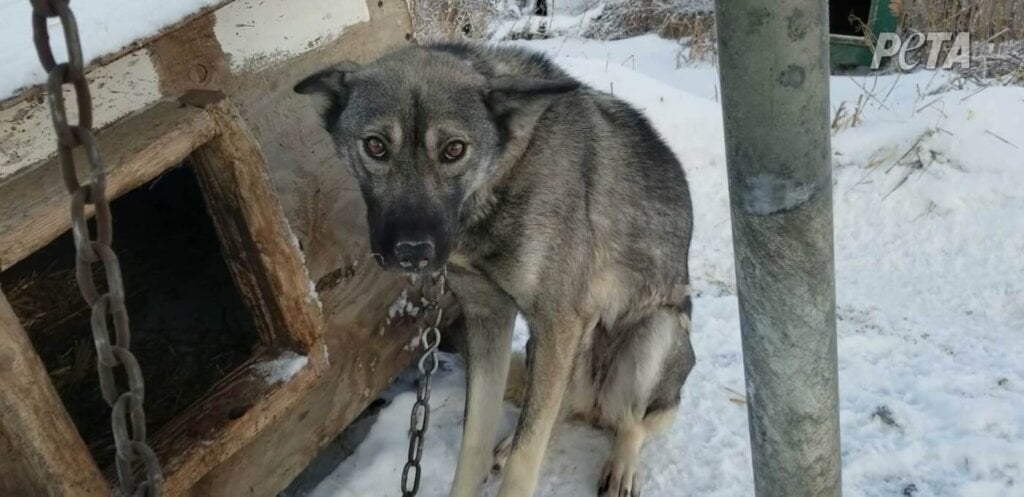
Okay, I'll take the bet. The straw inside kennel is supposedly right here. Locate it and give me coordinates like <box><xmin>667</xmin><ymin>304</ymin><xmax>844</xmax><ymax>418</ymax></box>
<box><xmin>0</xmin><ymin>163</ymin><xmax>259</xmax><ymax>470</ymax></box>
<box><xmin>0</xmin><ymin>97</ymin><xmax>326</xmax><ymax>496</ymax></box>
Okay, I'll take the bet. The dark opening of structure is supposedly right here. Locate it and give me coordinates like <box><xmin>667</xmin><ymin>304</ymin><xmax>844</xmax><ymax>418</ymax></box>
<box><xmin>0</xmin><ymin>163</ymin><xmax>259</xmax><ymax>469</ymax></box>
<box><xmin>533</xmin><ymin>0</ymin><xmax>547</xmax><ymax>16</ymax></box>
<box><xmin>830</xmin><ymin>0</ymin><xmax>872</xmax><ymax>37</ymax></box>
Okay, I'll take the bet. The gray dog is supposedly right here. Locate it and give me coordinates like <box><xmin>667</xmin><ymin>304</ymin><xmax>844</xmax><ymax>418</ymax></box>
<box><xmin>296</xmin><ymin>42</ymin><xmax>695</xmax><ymax>497</ymax></box>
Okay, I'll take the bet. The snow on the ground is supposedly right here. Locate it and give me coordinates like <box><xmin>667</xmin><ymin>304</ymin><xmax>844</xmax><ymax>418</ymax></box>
<box><xmin>489</xmin><ymin>5</ymin><xmax>606</xmax><ymax>41</ymax></box>
<box><xmin>0</xmin><ymin>0</ymin><xmax>221</xmax><ymax>100</ymax></box>
<box><xmin>310</xmin><ymin>35</ymin><xmax>1024</xmax><ymax>497</ymax></box>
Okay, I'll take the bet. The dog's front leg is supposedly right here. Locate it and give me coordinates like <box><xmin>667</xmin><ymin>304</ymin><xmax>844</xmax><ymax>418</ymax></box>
<box><xmin>448</xmin><ymin>270</ymin><xmax>518</xmax><ymax>497</ymax></box>
<box><xmin>497</xmin><ymin>312</ymin><xmax>584</xmax><ymax>497</ymax></box>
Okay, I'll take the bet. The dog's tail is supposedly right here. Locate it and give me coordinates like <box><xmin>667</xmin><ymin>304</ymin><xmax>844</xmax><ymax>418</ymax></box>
<box><xmin>504</xmin><ymin>351</ymin><xmax>528</xmax><ymax>406</ymax></box>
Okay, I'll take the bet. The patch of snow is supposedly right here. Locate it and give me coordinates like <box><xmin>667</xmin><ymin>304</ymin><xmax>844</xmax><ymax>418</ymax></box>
<box><xmin>284</xmin><ymin>230</ymin><xmax>323</xmax><ymax>310</ymax></box>
<box><xmin>253</xmin><ymin>351</ymin><xmax>308</xmax><ymax>386</ymax></box>
<box><xmin>389</xmin><ymin>288</ymin><xmax>422</xmax><ymax>320</ymax></box>
<box><xmin>306</xmin><ymin>278</ymin><xmax>322</xmax><ymax>310</ymax></box>
<box><xmin>0</xmin><ymin>0</ymin><xmax>223</xmax><ymax>100</ymax></box>
<box><xmin>212</xmin><ymin>0</ymin><xmax>368</xmax><ymax>71</ymax></box>
<box><xmin>739</xmin><ymin>173</ymin><xmax>819</xmax><ymax>215</ymax></box>
<box><xmin>490</xmin><ymin>5</ymin><xmax>604</xmax><ymax>41</ymax></box>
<box><xmin>405</xmin><ymin>334</ymin><xmax>421</xmax><ymax>352</ymax></box>
<box><xmin>309</xmin><ymin>35</ymin><xmax>1024</xmax><ymax>497</ymax></box>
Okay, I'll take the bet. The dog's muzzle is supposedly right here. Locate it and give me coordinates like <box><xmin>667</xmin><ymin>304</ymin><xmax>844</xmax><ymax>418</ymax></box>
<box><xmin>394</xmin><ymin>239</ymin><xmax>435</xmax><ymax>271</ymax></box>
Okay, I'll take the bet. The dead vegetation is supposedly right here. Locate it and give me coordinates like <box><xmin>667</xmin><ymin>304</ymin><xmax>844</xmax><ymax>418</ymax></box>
<box><xmin>473</xmin><ymin>0</ymin><xmax>1024</xmax><ymax>85</ymax></box>
<box><xmin>895</xmin><ymin>0</ymin><xmax>1024</xmax><ymax>40</ymax></box>
<box><xmin>831</xmin><ymin>93</ymin><xmax>869</xmax><ymax>133</ymax></box>
<box><xmin>584</xmin><ymin>0</ymin><xmax>714</xmax><ymax>40</ymax></box>
<box><xmin>892</xmin><ymin>0</ymin><xmax>1024</xmax><ymax>84</ymax></box>
<box><xmin>406</xmin><ymin>0</ymin><xmax>500</xmax><ymax>40</ymax></box>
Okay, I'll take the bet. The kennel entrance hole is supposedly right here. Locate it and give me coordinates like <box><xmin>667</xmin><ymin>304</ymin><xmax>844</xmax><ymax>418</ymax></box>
<box><xmin>0</xmin><ymin>162</ymin><xmax>259</xmax><ymax>470</ymax></box>
<box><xmin>830</xmin><ymin>0</ymin><xmax>871</xmax><ymax>36</ymax></box>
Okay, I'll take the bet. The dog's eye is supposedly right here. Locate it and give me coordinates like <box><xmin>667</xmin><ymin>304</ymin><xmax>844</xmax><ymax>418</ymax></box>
<box><xmin>364</xmin><ymin>137</ymin><xmax>387</xmax><ymax>158</ymax></box>
<box><xmin>442</xmin><ymin>141</ymin><xmax>466</xmax><ymax>162</ymax></box>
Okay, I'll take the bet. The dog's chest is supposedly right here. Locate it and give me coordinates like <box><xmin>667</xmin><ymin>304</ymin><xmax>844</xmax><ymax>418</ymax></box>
<box><xmin>450</xmin><ymin>231</ymin><xmax>546</xmax><ymax>308</ymax></box>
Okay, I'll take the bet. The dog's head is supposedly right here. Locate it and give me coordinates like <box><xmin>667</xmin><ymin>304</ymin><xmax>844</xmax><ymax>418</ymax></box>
<box><xmin>295</xmin><ymin>45</ymin><xmax>578</xmax><ymax>273</ymax></box>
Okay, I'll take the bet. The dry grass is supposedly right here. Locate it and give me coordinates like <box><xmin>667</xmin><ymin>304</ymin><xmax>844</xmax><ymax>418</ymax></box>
<box><xmin>894</xmin><ymin>0</ymin><xmax>1024</xmax><ymax>84</ymax></box>
<box><xmin>585</xmin><ymin>0</ymin><xmax>714</xmax><ymax>41</ymax></box>
<box><xmin>832</xmin><ymin>94</ymin><xmax>869</xmax><ymax>132</ymax></box>
<box><xmin>670</xmin><ymin>12</ymin><xmax>717</xmax><ymax>65</ymax></box>
<box><xmin>895</xmin><ymin>0</ymin><xmax>1024</xmax><ymax>40</ymax></box>
<box><xmin>576</xmin><ymin>0</ymin><xmax>717</xmax><ymax>64</ymax></box>
<box><xmin>580</xmin><ymin>0</ymin><xmax>1023</xmax><ymax>83</ymax></box>
<box><xmin>4</xmin><ymin>261</ymin><xmax>101</xmax><ymax>393</ymax></box>
<box><xmin>410</xmin><ymin>0</ymin><xmax>1024</xmax><ymax>85</ymax></box>
<box><xmin>407</xmin><ymin>0</ymin><xmax>500</xmax><ymax>40</ymax></box>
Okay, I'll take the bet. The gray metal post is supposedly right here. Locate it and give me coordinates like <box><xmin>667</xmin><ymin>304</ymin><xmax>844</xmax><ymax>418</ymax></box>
<box><xmin>713</xmin><ymin>2</ymin><xmax>842</xmax><ymax>497</ymax></box>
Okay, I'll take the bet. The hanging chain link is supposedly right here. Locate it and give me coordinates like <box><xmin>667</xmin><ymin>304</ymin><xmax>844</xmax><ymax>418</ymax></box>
<box><xmin>400</xmin><ymin>268</ymin><xmax>447</xmax><ymax>496</ymax></box>
<box><xmin>30</xmin><ymin>1</ymin><xmax>163</xmax><ymax>495</ymax></box>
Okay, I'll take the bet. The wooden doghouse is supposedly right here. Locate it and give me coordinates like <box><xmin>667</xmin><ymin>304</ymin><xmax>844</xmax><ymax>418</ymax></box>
<box><xmin>0</xmin><ymin>94</ymin><xmax>327</xmax><ymax>495</ymax></box>
<box><xmin>0</xmin><ymin>1</ymin><xmax>446</xmax><ymax>495</ymax></box>
<box><xmin>829</xmin><ymin>0</ymin><xmax>899</xmax><ymax>67</ymax></box>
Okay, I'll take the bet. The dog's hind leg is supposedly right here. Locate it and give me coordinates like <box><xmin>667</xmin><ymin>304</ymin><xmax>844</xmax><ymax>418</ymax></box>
<box><xmin>596</xmin><ymin>307</ymin><xmax>695</xmax><ymax>497</ymax></box>
<box><xmin>598</xmin><ymin>421</ymin><xmax>649</xmax><ymax>497</ymax></box>
<box><xmin>448</xmin><ymin>270</ymin><xmax>518</xmax><ymax>497</ymax></box>
<box><xmin>597</xmin><ymin>408</ymin><xmax>679</xmax><ymax>497</ymax></box>
<box><xmin>498</xmin><ymin>312</ymin><xmax>585</xmax><ymax>497</ymax></box>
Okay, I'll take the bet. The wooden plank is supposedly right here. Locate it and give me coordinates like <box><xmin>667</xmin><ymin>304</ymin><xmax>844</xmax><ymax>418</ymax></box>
<box><xmin>0</xmin><ymin>428</ymin><xmax>48</xmax><ymax>497</ymax></box>
<box><xmin>0</xmin><ymin>1</ymin><xmax>232</xmax><ymax>112</ymax></box>
<box><xmin>0</xmin><ymin>100</ymin><xmax>218</xmax><ymax>271</ymax></box>
<box><xmin>189</xmin><ymin>94</ymin><xmax>326</xmax><ymax>355</ymax></box>
<box><xmin>179</xmin><ymin>1</ymin><xmax>428</xmax><ymax>492</ymax></box>
<box><xmin>119</xmin><ymin>94</ymin><xmax>329</xmax><ymax>495</ymax></box>
<box><xmin>148</xmin><ymin>347</ymin><xmax>323</xmax><ymax>496</ymax></box>
<box><xmin>0</xmin><ymin>289</ymin><xmax>108</xmax><ymax>497</ymax></box>
<box><xmin>185</xmin><ymin>267</ymin><xmax>460</xmax><ymax>497</ymax></box>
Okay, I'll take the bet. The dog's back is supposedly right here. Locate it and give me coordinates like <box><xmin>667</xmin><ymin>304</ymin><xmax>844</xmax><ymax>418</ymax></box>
<box><xmin>430</xmin><ymin>42</ymin><xmax>693</xmax><ymax>323</ymax></box>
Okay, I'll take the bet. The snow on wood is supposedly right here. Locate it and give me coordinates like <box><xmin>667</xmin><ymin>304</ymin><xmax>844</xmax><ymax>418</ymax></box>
<box><xmin>0</xmin><ymin>51</ymin><xmax>162</xmax><ymax>180</ymax></box>
<box><xmin>253</xmin><ymin>351</ymin><xmax>310</xmax><ymax>386</ymax></box>
<box><xmin>0</xmin><ymin>0</ymin><xmax>368</xmax><ymax>182</ymax></box>
<box><xmin>0</xmin><ymin>0</ymin><xmax>222</xmax><ymax>101</ymax></box>
<box><xmin>213</xmin><ymin>0</ymin><xmax>368</xmax><ymax>71</ymax></box>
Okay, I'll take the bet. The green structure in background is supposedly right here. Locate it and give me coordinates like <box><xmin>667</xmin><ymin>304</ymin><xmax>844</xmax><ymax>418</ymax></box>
<box><xmin>830</xmin><ymin>0</ymin><xmax>900</xmax><ymax>68</ymax></box>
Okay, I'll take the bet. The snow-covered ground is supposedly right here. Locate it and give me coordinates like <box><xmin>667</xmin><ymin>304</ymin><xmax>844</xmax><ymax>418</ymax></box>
<box><xmin>309</xmin><ymin>35</ymin><xmax>1024</xmax><ymax>497</ymax></box>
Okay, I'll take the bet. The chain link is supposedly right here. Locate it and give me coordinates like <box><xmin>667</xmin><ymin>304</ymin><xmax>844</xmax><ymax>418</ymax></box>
<box><xmin>401</xmin><ymin>268</ymin><xmax>447</xmax><ymax>497</ymax></box>
<box><xmin>30</xmin><ymin>1</ymin><xmax>163</xmax><ymax>495</ymax></box>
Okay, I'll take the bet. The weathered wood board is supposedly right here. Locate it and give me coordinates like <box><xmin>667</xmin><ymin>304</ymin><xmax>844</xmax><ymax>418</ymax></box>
<box><xmin>0</xmin><ymin>288</ymin><xmax>108</xmax><ymax>497</ymax></box>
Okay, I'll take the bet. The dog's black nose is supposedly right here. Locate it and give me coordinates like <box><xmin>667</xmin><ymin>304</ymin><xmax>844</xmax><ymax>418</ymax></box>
<box><xmin>395</xmin><ymin>240</ymin><xmax>435</xmax><ymax>271</ymax></box>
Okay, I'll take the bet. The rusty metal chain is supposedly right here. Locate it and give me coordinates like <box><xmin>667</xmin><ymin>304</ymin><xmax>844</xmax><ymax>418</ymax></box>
<box><xmin>401</xmin><ymin>268</ymin><xmax>447</xmax><ymax>497</ymax></box>
<box><xmin>30</xmin><ymin>1</ymin><xmax>163</xmax><ymax>495</ymax></box>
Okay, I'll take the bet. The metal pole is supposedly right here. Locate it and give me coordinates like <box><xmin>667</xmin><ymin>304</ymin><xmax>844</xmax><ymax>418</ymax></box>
<box><xmin>713</xmin><ymin>2</ymin><xmax>842</xmax><ymax>497</ymax></box>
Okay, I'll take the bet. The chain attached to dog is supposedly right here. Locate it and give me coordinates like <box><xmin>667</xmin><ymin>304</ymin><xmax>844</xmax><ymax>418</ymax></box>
<box><xmin>400</xmin><ymin>268</ymin><xmax>448</xmax><ymax>496</ymax></box>
<box><xmin>30</xmin><ymin>1</ymin><xmax>162</xmax><ymax>495</ymax></box>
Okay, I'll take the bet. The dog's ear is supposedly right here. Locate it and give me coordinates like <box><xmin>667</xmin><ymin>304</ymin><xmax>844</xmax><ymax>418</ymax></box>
<box><xmin>294</xmin><ymin>64</ymin><xmax>359</xmax><ymax>126</ymax></box>
<box><xmin>294</xmin><ymin>63</ymin><xmax>361</xmax><ymax>95</ymax></box>
<box><xmin>487</xmin><ymin>76</ymin><xmax>580</xmax><ymax>97</ymax></box>
<box><xmin>486</xmin><ymin>77</ymin><xmax>580</xmax><ymax>113</ymax></box>
<box><xmin>485</xmin><ymin>76</ymin><xmax>579</xmax><ymax>142</ymax></box>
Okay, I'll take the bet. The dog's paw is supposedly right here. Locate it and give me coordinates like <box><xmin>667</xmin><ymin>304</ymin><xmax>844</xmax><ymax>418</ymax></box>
<box><xmin>597</xmin><ymin>457</ymin><xmax>643</xmax><ymax>497</ymax></box>
<box><xmin>491</xmin><ymin>433</ymin><xmax>514</xmax><ymax>474</ymax></box>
